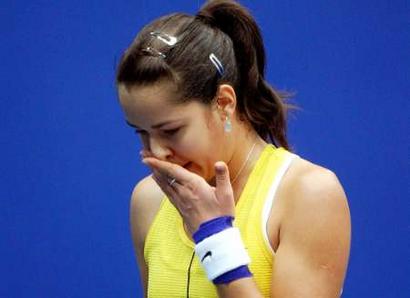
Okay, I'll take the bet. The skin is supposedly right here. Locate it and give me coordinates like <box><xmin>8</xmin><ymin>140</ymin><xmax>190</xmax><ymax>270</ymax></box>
<box><xmin>118</xmin><ymin>80</ymin><xmax>351</xmax><ymax>298</ymax></box>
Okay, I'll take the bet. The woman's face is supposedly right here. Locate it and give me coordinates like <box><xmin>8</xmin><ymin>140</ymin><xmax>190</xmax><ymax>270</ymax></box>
<box><xmin>118</xmin><ymin>80</ymin><xmax>228</xmax><ymax>181</ymax></box>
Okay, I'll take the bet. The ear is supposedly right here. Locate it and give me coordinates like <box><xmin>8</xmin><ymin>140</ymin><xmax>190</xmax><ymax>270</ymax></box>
<box><xmin>216</xmin><ymin>84</ymin><xmax>237</xmax><ymax>120</ymax></box>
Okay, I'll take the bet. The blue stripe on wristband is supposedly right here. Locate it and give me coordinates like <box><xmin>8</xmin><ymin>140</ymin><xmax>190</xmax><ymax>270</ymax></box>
<box><xmin>213</xmin><ymin>265</ymin><xmax>253</xmax><ymax>284</ymax></box>
<box><xmin>193</xmin><ymin>216</ymin><xmax>234</xmax><ymax>244</ymax></box>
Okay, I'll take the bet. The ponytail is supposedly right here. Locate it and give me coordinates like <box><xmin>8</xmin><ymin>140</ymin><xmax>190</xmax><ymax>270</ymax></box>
<box><xmin>197</xmin><ymin>0</ymin><xmax>292</xmax><ymax>149</ymax></box>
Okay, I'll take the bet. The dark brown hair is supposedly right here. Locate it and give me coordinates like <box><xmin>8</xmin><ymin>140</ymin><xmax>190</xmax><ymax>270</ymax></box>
<box><xmin>116</xmin><ymin>0</ymin><xmax>291</xmax><ymax>149</ymax></box>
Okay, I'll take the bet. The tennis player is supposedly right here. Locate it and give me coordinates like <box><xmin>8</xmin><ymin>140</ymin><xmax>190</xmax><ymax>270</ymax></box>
<box><xmin>116</xmin><ymin>1</ymin><xmax>351</xmax><ymax>297</ymax></box>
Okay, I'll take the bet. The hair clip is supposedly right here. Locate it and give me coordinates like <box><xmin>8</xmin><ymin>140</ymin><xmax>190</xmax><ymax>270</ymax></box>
<box><xmin>150</xmin><ymin>31</ymin><xmax>178</xmax><ymax>46</ymax></box>
<box><xmin>141</xmin><ymin>47</ymin><xmax>166</xmax><ymax>59</ymax></box>
<box><xmin>209</xmin><ymin>53</ymin><xmax>224</xmax><ymax>77</ymax></box>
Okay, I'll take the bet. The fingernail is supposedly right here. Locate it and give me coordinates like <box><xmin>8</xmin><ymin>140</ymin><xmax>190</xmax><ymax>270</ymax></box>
<box><xmin>215</xmin><ymin>162</ymin><xmax>225</xmax><ymax>172</ymax></box>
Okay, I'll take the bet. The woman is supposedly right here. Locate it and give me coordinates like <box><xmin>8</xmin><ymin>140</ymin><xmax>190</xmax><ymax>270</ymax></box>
<box><xmin>116</xmin><ymin>1</ymin><xmax>351</xmax><ymax>297</ymax></box>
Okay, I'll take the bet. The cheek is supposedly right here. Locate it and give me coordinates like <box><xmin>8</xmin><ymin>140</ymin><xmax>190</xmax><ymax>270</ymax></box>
<box><xmin>177</xmin><ymin>125</ymin><xmax>222</xmax><ymax>178</ymax></box>
<box><xmin>175</xmin><ymin>131</ymin><xmax>209</xmax><ymax>159</ymax></box>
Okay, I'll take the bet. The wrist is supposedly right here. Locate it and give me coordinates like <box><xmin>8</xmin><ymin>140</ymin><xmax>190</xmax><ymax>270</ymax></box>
<box><xmin>193</xmin><ymin>216</ymin><xmax>252</xmax><ymax>284</ymax></box>
<box><xmin>193</xmin><ymin>216</ymin><xmax>234</xmax><ymax>243</ymax></box>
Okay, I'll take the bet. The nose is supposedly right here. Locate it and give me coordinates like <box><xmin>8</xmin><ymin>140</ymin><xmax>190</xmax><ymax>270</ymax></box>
<box><xmin>149</xmin><ymin>136</ymin><xmax>172</xmax><ymax>160</ymax></box>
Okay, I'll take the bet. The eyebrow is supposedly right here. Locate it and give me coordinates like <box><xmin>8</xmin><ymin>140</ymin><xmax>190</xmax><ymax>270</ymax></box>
<box><xmin>125</xmin><ymin>120</ymin><xmax>176</xmax><ymax>130</ymax></box>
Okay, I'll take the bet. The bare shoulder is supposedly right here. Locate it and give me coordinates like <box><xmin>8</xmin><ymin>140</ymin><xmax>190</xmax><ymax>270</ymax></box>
<box><xmin>280</xmin><ymin>157</ymin><xmax>350</xmax><ymax>216</ymax></box>
<box><xmin>130</xmin><ymin>175</ymin><xmax>165</xmax><ymax>249</ymax></box>
<box><xmin>270</xmin><ymin>157</ymin><xmax>351</xmax><ymax>296</ymax></box>
<box><xmin>282</xmin><ymin>157</ymin><xmax>351</xmax><ymax>267</ymax></box>
<box><xmin>273</xmin><ymin>156</ymin><xmax>351</xmax><ymax>244</ymax></box>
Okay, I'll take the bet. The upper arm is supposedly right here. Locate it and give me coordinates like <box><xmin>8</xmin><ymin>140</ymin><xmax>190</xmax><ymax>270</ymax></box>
<box><xmin>129</xmin><ymin>175</ymin><xmax>164</xmax><ymax>297</ymax></box>
<box><xmin>271</xmin><ymin>166</ymin><xmax>351</xmax><ymax>298</ymax></box>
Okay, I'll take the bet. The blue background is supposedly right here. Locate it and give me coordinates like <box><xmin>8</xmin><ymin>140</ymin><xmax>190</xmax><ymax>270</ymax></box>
<box><xmin>1</xmin><ymin>0</ymin><xmax>409</xmax><ymax>297</ymax></box>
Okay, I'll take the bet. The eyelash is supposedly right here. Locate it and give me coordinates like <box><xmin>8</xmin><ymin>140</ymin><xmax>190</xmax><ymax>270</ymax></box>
<box><xmin>162</xmin><ymin>128</ymin><xmax>180</xmax><ymax>136</ymax></box>
<box><xmin>134</xmin><ymin>128</ymin><xmax>180</xmax><ymax>137</ymax></box>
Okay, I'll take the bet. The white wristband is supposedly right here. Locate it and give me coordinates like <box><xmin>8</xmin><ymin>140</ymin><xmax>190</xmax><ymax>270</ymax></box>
<box><xmin>194</xmin><ymin>227</ymin><xmax>250</xmax><ymax>281</ymax></box>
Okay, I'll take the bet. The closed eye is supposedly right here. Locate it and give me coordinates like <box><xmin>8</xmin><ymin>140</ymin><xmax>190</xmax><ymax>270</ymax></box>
<box><xmin>162</xmin><ymin>128</ymin><xmax>180</xmax><ymax>136</ymax></box>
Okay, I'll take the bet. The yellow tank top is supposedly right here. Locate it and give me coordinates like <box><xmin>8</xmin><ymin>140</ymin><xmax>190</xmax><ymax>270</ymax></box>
<box><xmin>144</xmin><ymin>145</ymin><xmax>296</xmax><ymax>297</ymax></box>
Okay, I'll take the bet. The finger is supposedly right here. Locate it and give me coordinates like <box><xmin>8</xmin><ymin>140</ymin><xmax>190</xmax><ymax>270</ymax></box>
<box><xmin>142</xmin><ymin>157</ymin><xmax>193</xmax><ymax>184</ymax></box>
<box><xmin>152</xmin><ymin>169</ymin><xmax>172</xmax><ymax>189</ymax></box>
<box><xmin>151</xmin><ymin>169</ymin><xmax>194</xmax><ymax>215</ymax></box>
<box><xmin>151</xmin><ymin>169</ymin><xmax>164</xmax><ymax>183</ymax></box>
<box><xmin>151</xmin><ymin>167</ymin><xmax>182</xmax><ymax>197</ymax></box>
<box><xmin>152</xmin><ymin>171</ymin><xmax>180</xmax><ymax>201</ymax></box>
<box><xmin>214</xmin><ymin>161</ymin><xmax>234</xmax><ymax>203</ymax></box>
<box><xmin>215</xmin><ymin>161</ymin><xmax>231</xmax><ymax>188</ymax></box>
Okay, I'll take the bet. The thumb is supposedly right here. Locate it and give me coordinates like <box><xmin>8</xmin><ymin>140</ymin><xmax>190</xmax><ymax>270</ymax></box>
<box><xmin>215</xmin><ymin>161</ymin><xmax>230</xmax><ymax>187</ymax></box>
<box><xmin>214</xmin><ymin>162</ymin><xmax>234</xmax><ymax>209</ymax></box>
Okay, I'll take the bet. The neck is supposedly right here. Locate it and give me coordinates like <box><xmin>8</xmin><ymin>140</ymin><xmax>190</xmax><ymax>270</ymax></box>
<box><xmin>230</xmin><ymin>142</ymin><xmax>256</xmax><ymax>185</ymax></box>
<box><xmin>227</xmin><ymin>132</ymin><xmax>266</xmax><ymax>201</ymax></box>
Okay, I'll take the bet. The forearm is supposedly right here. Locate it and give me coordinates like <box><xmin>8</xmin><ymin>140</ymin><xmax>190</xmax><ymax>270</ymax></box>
<box><xmin>216</xmin><ymin>277</ymin><xmax>264</xmax><ymax>298</ymax></box>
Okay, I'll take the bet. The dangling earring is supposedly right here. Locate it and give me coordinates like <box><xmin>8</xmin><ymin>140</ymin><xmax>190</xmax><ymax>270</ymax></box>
<box><xmin>224</xmin><ymin>115</ymin><xmax>232</xmax><ymax>133</ymax></box>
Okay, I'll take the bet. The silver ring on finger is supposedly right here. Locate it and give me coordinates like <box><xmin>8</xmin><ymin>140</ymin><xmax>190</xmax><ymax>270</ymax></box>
<box><xmin>168</xmin><ymin>177</ymin><xmax>177</xmax><ymax>187</ymax></box>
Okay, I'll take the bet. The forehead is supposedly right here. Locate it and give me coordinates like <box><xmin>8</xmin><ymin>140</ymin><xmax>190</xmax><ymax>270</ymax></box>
<box><xmin>118</xmin><ymin>80</ymin><xmax>179</xmax><ymax>108</ymax></box>
<box><xmin>118</xmin><ymin>81</ymin><xmax>208</xmax><ymax>127</ymax></box>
